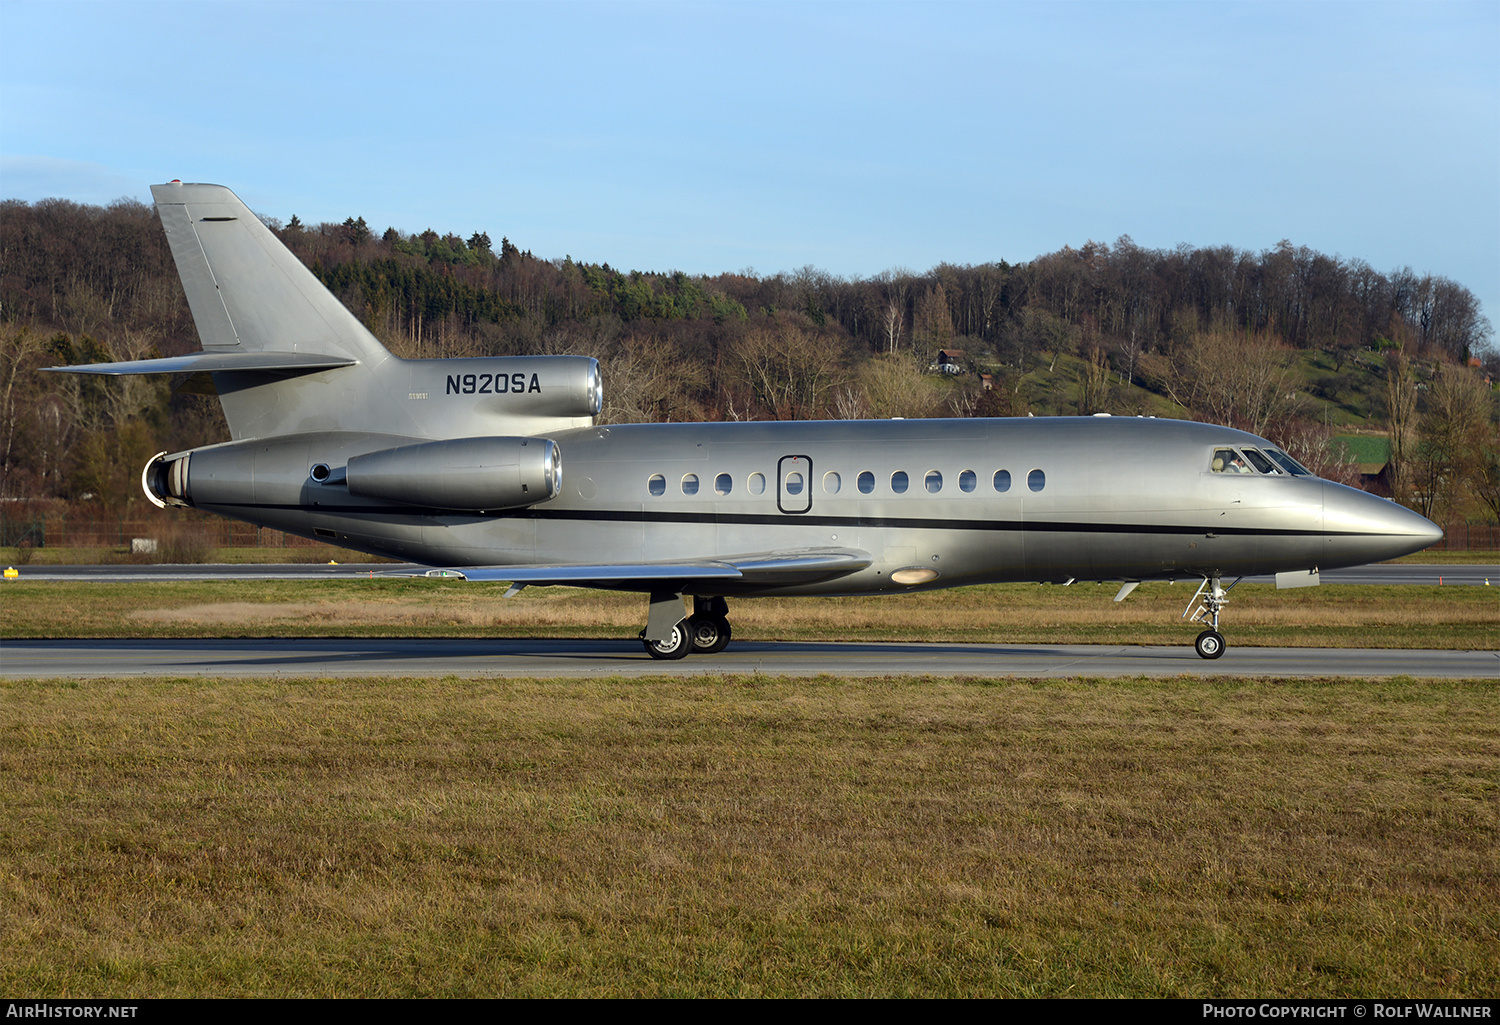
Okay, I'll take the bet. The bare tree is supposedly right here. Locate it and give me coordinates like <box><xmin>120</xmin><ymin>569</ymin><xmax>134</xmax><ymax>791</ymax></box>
<box><xmin>1383</xmin><ymin>348</ymin><xmax>1419</xmax><ymax>507</ymax></box>
<box><xmin>1411</xmin><ymin>363</ymin><xmax>1492</xmax><ymax>520</ymax></box>
<box><xmin>872</xmin><ymin>269</ymin><xmax>912</xmax><ymax>354</ymax></box>
<box><xmin>914</xmin><ymin>283</ymin><xmax>954</xmax><ymax>352</ymax></box>
<box><xmin>855</xmin><ymin>353</ymin><xmax>944</xmax><ymax>419</ymax></box>
<box><xmin>1148</xmin><ymin>329</ymin><xmax>1299</xmax><ymax>436</ymax></box>
<box><xmin>1474</xmin><ymin>423</ymin><xmax>1500</xmax><ymax>522</ymax></box>
<box><xmin>1078</xmin><ymin>345</ymin><xmax>1110</xmax><ymax>415</ymax></box>
<box><xmin>0</xmin><ymin>325</ymin><xmax>47</xmax><ymax>496</ymax></box>
<box><xmin>729</xmin><ymin>319</ymin><xmax>849</xmax><ymax>420</ymax></box>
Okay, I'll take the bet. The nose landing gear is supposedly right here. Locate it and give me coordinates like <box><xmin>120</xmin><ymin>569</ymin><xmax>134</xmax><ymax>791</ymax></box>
<box><xmin>1185</xmin><ymin>575</ymin><xmax>1238</xmax><ymax>659</ymax></box>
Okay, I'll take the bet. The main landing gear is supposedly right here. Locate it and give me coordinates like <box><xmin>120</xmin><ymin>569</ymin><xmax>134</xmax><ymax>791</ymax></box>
<box><xmin>1184</xmin><ymin>574</ymin><xmax>1239</xmax><ymax>659</ymax></box>
<box><xmin>687</xmin><ymin>596</ymin><xmax>732</xmax><ymax>654</ymax></box>
<box><xmin>641</xmin><ymin>593</ymin><xmax>732</xmax><ymax>660</ymax></box>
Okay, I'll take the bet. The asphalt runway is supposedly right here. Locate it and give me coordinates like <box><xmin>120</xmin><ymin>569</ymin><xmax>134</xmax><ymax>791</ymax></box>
<box><xmin>6</xmin><ymin>562</ymin><xmax>1494</xmax><ymax>679</ymax></box>
<box><xmin>4</xmin><ymin>637</ymin><xmax>1495</xmax><ymax>679</ymax></box>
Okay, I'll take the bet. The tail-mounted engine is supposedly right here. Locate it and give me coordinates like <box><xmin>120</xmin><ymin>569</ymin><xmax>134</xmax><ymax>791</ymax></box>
<box><xmin>143</xmin><ymin>435</ymin><xmax>562</xmax><ymax>513</ymax></box>
<box><xmin>425</xmin><ymin>355</ymin><xmax>602</xmax><ymax>436</ymax></box>
<box><xmin>346</xmin><ymin>436</ymin><xmax>560</xmax><ymax>510</ymax></box>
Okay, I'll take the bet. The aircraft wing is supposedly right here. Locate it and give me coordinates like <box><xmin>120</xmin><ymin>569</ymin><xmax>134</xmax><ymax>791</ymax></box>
<box><xmin>436</xmin><ymin>547</ymin><xmax>873</xmax><ymax>589</ymax></box>
<box><xmin>42</xmin><ymin>351</ymin><xmax>358</xmax><ymax>376</ymax></box>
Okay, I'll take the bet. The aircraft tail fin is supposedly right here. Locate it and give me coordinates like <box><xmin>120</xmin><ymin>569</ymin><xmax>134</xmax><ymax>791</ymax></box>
<box><xmin>150</xmin><ymin>182</ymin><xmax>391</xmax><ymax>366</ymax></box>
<box><xmin>50</xmin><ymin>183</ymin><xmax>592</xmax><ymax>444</ymax></box>
<box><xmin>115</xmin><ymin>182</ymin><xmax>416</xmax><ymax>440</ymax></box>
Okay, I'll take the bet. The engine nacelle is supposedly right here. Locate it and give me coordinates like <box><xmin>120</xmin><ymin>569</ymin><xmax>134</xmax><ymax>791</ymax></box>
<box><xmin>433</xmin><ymin>355</ymin><xmax>602</xmax><ymax>419</ymax></box>
<box><xmin>143</xmin><ymin>434</ymin><xmax>562</xmax><ymax>513</ymax></box>
<box><xmin>347</xmin><ymin>436</ymin><xmax>561</xmax><ymax>511</ymax></box>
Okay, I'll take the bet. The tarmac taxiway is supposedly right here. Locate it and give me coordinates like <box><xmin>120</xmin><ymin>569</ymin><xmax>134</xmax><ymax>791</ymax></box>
<box><xmin>4</xmin><ymin>637</ymin><xmax>1495</xmax><ymax>679</ymax></box>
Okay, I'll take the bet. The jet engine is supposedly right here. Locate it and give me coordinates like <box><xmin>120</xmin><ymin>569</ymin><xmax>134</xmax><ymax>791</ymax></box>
<box><xmin>143</xmin><ymin>434</ymin><xmax>562</xmax><ymax>513</ymax></box>
<box><xmin>345</xmin><ymin>436</ymin><xmax>560</xmax><ymax>510</ymax></box>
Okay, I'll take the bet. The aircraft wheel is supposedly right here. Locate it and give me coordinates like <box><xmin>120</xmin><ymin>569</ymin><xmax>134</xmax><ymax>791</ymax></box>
<box><xmin>643</xmin><ymin>620</ymin><xmax>692</xmax><ymax>660</ymax></box>
<box><xmin>688</xmin><ymin>613</ymin><xmax>732</xmax><ymax>654</ymax></box>
<box><xmin>1194</xmin><ymin>629</ymin><xmax>1226</xmax><ymax>660</ymax></box>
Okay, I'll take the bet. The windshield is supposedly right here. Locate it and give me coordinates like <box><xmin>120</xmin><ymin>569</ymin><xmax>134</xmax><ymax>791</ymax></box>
<box><xmin>1262</xmin><ymin>447</ymin><xmax>1312</xmax><ymax>476</ymax></box>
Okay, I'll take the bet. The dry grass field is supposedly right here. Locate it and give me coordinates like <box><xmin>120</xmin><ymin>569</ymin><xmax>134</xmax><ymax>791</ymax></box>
<box><xmin>1</xmin><ymin>674</ymin><xmax>1496</xmax><ymax>997</ymax></box>
<box><xmin>2</xmin><ymin>575</ymin><xmax>1494</xmax><ymax>996</ymax></box>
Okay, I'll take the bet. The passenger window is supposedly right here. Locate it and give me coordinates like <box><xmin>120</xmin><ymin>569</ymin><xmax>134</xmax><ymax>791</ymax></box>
<box><xmin>1028</xmin><ymin>469</ymin><xmax>1045</xmax><ymax>492</ymax></box>
<box><xmin>714</xmin><ymin>473</ymin><xmax>732</xmax><ymax>496</ymax></box>
<box><xmin>785</xmin><ymin>472</ymin><xmax>804</xmax><ymax>496</ymax></box>
<box><xmin>748</xmin><ymin>472</ymin><xmax>766</xmax><ymax>495</ymax></box>
<box><xmin>1242</xmin><ymin>449</ymin><xmax>1277</xmax><ymax>474</ymax></box>
<box><xmin>682</xmin><ymin>473</ymin><xmax>700</xmax><ymax>495</ymax></box>
<box><xmin>925</xmin><ymin>470</ymin><xmax>942</xmax><ymax>493</ymax></box>
<box><xmin>823</xmin><ymin>471</ymin><xmax>841</xmax><ymax>495</ymax></box>
<box><xmin>857</xmin><ymin>471</ymin><xmax>875</xmax><ymax>494</ymax></box>
<box><xmin>648</xmin><ymin>474</ymin><xmax>666</xmax><ymax>496</ymax></box>
<box><xmin>994</xmin><ymin>469</ymin><xmax>1011</xmax><ymax>493</ymax></box>
<box><xmin>891</xmin><ymin>471</ymin><xmax>909</xmax><ymax>494</ymax></box>
<box><xmin>959</xmin><ymin>469</ymin><xmax>977</xmax><ymax>493</ymax></box>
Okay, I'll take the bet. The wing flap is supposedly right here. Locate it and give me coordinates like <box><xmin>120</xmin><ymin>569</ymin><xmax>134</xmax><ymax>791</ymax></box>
<box><xmin>720</xmin><ymin>548</ymin><xmax>873</xmax><ymax>584</ymax></box>
<box><xmin>430</xmin><ymin>547</ymin><xmax>872</xmax><ymax>589</ymax></box>
<box><xmin>452</xmin><ymin>563</ymin><xmax>742</xmax><ymax>585</ymax></box>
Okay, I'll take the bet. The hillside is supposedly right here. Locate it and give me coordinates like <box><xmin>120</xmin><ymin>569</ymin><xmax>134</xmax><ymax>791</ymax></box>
<box><xmin>1</xmin><ymin>196</ymin><xmax>1496</xmax><ymax>527</ymax></box>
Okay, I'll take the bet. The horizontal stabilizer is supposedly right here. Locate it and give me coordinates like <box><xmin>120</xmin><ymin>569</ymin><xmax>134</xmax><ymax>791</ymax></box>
<box><xmin>429</xmin><ymin>547</ymin><xmax>872</xmax><ymax>590</ymax></box>
<box><xmin>43</xmin><ymin>351</ymin><xmax>358</xmax><ymax>376</ymax></box>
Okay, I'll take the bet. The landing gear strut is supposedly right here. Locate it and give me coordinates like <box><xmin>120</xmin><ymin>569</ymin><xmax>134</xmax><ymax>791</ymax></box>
<box><xmin>641</xmin><ymin>591</ymin><xmax>690</xmax><ymax>660</ymax></box>
<box><xmin>641</xmin><ymin>593</ymin><xmax>732</xmax><ymax>659</ymax></box>
<box><xmin>1184</xmin><ymin>574</ymin><xmax>1239</xmax><ymax>659</ymax></box>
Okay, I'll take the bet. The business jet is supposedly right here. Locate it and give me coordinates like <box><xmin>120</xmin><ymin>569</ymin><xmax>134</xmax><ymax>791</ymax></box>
<box><xmin>47</xmin><ymin>183</ymin><xmax>1443</xmax><ymax>659</ymax></box>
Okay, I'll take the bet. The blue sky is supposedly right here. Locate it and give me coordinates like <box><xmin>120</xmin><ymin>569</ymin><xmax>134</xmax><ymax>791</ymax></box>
<box><xmin>3</xmin><ymin>0</ymin><xmax>1497</xmax><ymax>332</ymax></box>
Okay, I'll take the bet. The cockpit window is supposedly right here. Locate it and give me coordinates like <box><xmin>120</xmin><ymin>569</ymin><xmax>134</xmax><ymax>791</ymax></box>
<box><xmin>1210</xmin><ymin>448</ymin><xmax>1254</xmax><ymax>474</ymax></box>
<box><xmin>1263</xmin><ymin>447</ymin><xmax>1312</xmax><ymax>476</ymax></box>
<box><xmin>1241</xmin><ymin>448</ymin><xmax>1278</xmax><ymax>474</ymax></box>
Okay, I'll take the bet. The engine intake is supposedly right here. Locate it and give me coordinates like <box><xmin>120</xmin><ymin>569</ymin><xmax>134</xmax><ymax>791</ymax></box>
<box><xmin>142</xmin><ymin>451</ymin><xmax>193</xmax><ymax>508</ymax></box>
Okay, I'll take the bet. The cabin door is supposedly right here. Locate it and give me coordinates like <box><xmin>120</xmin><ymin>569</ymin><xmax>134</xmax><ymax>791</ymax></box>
<box><xmin>777</xmin><ymin>454</ymin><xmax>812</xmax><ymax>514</ymax></box>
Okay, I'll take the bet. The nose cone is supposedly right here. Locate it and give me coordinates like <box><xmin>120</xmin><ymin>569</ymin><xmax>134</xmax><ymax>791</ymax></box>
<box><xmin>1322</xmin><ymin>482</ymin><xmax>1444</xmax><ymax>568</ymax></box>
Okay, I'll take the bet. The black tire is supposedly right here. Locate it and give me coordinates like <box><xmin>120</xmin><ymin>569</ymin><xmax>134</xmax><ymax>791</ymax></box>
<box><xmin>688</xmin><ymin>614</ymin><xmax>732</xmax><ymax>654</ymax></box>
<box><xmin>1194</xmin><ymin>629</ymin><xmax>1226</xmax><ymax>660</ymax></box>
<box><xmin>643</xmin><ymin>620</ymin><xmax>692</xmax><ymax>660</ymax></box>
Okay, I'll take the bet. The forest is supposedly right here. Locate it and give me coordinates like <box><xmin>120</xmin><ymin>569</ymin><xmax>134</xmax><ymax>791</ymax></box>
<box><xmin>1</xmin><ymin>194</ymin><xmax>1496</xmax><ymax>537</ymax></box>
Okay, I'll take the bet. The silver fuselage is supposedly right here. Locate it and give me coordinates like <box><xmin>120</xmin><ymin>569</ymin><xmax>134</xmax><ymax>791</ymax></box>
<box><xmin>186</xmin><ymin>415</ymin><xmax>1438</xmax><ymax>596</ymax></box>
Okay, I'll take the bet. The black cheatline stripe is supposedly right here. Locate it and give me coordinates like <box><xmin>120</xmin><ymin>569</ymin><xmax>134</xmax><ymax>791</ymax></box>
<box><xmin>207</xmin><ymin>502</ymin><xmax>1389</xmax><ymax>539</ymax></box>
<box><xmin>529</xmin><ymin>507</ymin><xmax>1341</xmax><ymax>536</ymax></box>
